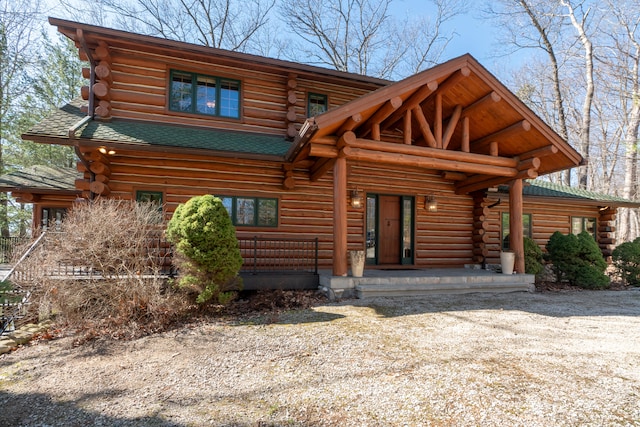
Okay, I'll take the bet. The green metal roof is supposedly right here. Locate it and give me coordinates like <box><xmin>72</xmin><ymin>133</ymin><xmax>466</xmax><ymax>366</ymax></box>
<box><xmin>23</xmin><ymin>99</ymin><xmax>294</xmax><ymax>158</ymax></box>
<box><xmin>500</xmin><ymin>180</ymin><xmax>640</xmax><ymax>207</ymax></box>
<box><xmin>0</xmin><ymin>165</ymin><xmax>78</xmax><ymax>192</ymax></box>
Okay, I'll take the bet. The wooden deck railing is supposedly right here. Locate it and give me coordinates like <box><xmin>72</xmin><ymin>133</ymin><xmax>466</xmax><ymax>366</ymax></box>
<box><xmin>2</xmin><ymin>234</ymin><xmax>319</xmax><ymax>332</ymax></box>
<box><xmin>238</xmin><ymin>236</ymin><xmax>318</xmax><ymax>275</ymax></box>
<box><xmin>0</xmin><ymin>237</ymin><xmax>29</xmax><ymax>264</ymax></box>
<box><xmin>8</xmin><ymin>234</ymin><xmax>318</xmax><ymax>281</ymax></box>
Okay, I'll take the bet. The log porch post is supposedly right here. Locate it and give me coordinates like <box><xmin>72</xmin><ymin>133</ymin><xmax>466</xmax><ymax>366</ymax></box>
<box><xmin>333</xmin><ymin>155</ymin><xmax>348</xmax><ymax>276</ymax></box>
<box><xmin>509</xmin><ymin>178</ymin><xmax>525</xmax><ymax>273</ymax></box>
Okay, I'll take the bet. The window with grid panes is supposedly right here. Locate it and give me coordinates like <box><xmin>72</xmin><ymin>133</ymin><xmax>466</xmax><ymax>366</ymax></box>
<box><xmin>169</xmin><ymin>70</ymin><xmax>240</xmax><ymax>118</ymax></box>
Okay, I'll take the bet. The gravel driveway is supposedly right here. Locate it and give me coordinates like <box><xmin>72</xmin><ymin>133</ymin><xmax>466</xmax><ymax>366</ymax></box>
<box><xmin>1</xmin><ymin>289</ymin><xmax>639</xmax><ymax>426</ymax></box>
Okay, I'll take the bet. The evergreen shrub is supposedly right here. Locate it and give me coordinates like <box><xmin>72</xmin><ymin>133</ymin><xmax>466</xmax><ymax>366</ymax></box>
<box><xmin>545</xmin><ymin>231</ymin><xmax>609</xmax><ymax>289</ymax></box>
<box><xmin>523</xmin><ymin>237</ymin><xmax>544</xmax><ymax>276</ymax></box>
<box><xmin>166</xmin><ymin>195</ymin><xmax>243</xmax><ymax>304</ymax></box>
<box><xmin>612</xmin><ymin>237</ymin><xmax>640</xmax><ymax>287</ymax></box>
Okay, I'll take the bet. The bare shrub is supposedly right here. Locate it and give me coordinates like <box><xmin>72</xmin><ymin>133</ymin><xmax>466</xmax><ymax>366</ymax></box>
<box><xmin>13</xmin><ymin>199</ymin><xmax>188</xmax><ymax>341</ymax></box>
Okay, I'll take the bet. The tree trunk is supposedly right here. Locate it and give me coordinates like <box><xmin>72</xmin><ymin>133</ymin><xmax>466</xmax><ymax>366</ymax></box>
<box><xmin>619</xmin><ymin>40</ymin><xmax>640</xmax><ymax>242</ymax></box>
<box><xmin>518</xmin><ymin>0</ymin><xmax>571</xmax><ymax>185</ymax></box>
<box><xmin>563</xmin><ymin>0</ymin><xmax>594</xmax><ymax>189</ymax></box>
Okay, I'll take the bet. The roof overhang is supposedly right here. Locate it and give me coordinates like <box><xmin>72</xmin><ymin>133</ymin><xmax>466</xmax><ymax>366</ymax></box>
<box><xmin>0</xmin><ymin>166</ymin><xmax>81</xmax><ymax>199</ymax></box>
<box><xmin>494</xmin><ymin>181</ymin><xmax>640</xmax><ymax>209</ymax></box>
<box><xmin>22</xmin><ymin>100</ymin><xmax>292</xmax><ymax>162</ymax></box>
<box><xmin>49</xmin><ymin>17</ymin><xmax>389</xmax><ymax>90</ymax></box>
<box><xmin>288</xmin><ymin>55</ymin><xmax>584</xmax><ymax>193</ymax></box>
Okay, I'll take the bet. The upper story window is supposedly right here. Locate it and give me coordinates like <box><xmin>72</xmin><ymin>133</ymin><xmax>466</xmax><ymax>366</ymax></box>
<box><xmin>169</xmin><ymin>70</ymin><xmax>240</xmax><ymax>118</ymax></box>
<box><xmin>308</xmin><ymin>93</ymin><xmax>327</xmax><ymax>117</ymax></box>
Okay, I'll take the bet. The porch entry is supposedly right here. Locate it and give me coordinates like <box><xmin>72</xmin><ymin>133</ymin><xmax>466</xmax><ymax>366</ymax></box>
<box><xmin>366</xmin><ymin>194</ymin><xmax>414</xmax><ymax>265</ymax></box>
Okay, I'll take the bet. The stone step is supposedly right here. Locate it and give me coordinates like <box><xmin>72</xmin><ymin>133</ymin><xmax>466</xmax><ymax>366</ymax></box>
<box><xmin>356</xmin><ymin>281</ymin><xmax>533</xmax><ymax>298</ymax></box>
<box><xmin>320</xmin><ymin>269</ymin><xmax>536</xmax><ymax>299</ymax></box>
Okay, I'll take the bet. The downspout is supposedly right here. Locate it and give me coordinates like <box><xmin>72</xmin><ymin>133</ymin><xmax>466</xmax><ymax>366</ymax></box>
<box><xmin>69</xmin><ymin>28</ymin><xmax>96</xmax><ymax>200</ymax></box>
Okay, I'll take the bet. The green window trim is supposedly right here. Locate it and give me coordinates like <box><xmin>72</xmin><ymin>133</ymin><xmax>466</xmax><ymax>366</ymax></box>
<box><xmin>169</xmin><ymin>69</ymin><xmax>240</xmax><ymax>118</ymax></box>
<box><xmin>136</xmin><ymin>190</ymin><xmax>163</xmax><ymax>204</ymax></box>
<box><xmin>308</xmin><ymin>93</ymin><xmax>328</xmax><ymax>117</ymax></box>
<box><xmin>572</xmin><ymin>216</ymin><xmax>596</xmax><ymax>237</ymax></box>
<box><xmin>218</xmin><ymin>195</ymin><xmax>278</xmax><ymax>227</ymax></box>
<box><xmin>502</xmin><ymin>212</ymin><xmax>532</xmax><ymax>250</ymax></box>
<box><xmin>401</xmin><ymin>196</ymin><xmax>414</xmax><ymax>265</ymax></box>
<box><xmin>136</xmin><ymin>191</ymin><xmax>164</xmax><ymax>215</ymax></box>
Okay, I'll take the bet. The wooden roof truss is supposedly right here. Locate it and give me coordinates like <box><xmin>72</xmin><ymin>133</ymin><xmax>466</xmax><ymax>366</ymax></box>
<box><xmin>287</xmin><ymin>56</ymin><xmax>583</xmax><ymax>194</ymax></box>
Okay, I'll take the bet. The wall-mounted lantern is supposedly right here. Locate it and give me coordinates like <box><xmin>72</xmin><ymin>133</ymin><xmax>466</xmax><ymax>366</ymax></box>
<box><xmin>351</xmin><ymin>188</ymin><xmax>363</xmax><ymax>208</ymax></box>
<box><xmin>425</xmin><ymin>195</ymin><xmax>438</xmax><ymax>212</ymax></box>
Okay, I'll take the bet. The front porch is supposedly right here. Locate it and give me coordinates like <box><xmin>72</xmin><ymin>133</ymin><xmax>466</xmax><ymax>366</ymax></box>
<box><xmin>320</xmin><ymin>267</ymin><xmax>535</xmax><ymax>299</ymax></box>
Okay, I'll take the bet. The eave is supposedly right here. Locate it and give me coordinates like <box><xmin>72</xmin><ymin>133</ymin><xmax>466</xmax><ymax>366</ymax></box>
<box><xmin>22</xmin><ymin>100</ymin><xmax>292</xmax><ymax>163</ymax></box>
<box><xmin>49</xmin><ymin>17</ymin><xmax>390</xmax><ymax>91</ymax></box>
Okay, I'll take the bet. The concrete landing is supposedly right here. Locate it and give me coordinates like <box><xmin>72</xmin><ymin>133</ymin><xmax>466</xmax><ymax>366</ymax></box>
<box><xmin>319</xmin><ymin>268</ymin><xmax>535</xmax><ymax>299</ymax></box>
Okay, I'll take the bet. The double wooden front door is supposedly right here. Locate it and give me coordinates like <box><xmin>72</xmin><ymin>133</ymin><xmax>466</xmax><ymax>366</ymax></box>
<box><xmin>366</xmin><ymin>194</ymin><xmax>414</xmax><ymax>265</ymax></box>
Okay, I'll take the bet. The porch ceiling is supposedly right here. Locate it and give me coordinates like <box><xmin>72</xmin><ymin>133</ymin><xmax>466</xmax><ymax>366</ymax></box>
<box><xmin>288</xmin><ymin>55</ymin><xmax>584</xmax><ymax>194</ymax></box>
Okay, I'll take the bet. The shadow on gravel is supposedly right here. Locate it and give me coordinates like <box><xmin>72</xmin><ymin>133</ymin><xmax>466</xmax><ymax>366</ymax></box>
<box><xmin>342</xmin><ymin>290</ymin><xmax>640</xmax><ymax>319</ymax></box>
<box><xmin>0</xmin><ymin>390</ymin><xmax>183</xmax><ymax>427</ymax></box>
<box><xmin>0</xmin><ymin>390</ymin><xmax>312</xmax><ymax>427</ymax></box>
<box><xmin>232</xmin><ymin>310</ymin><xmax>345</xmax><ymax>326</ymax></box>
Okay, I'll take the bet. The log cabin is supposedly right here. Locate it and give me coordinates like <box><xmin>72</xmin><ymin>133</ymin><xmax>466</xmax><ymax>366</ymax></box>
<box><xmin>14</xmin><ymin>18</ymin><xmax>638</xmax><ymax>294</ymax></box>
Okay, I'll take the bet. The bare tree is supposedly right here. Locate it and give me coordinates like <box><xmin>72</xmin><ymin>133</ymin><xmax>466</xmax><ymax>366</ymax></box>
<box><xmin>279</xmin><ymin>0</ymin><xmax>467</xmax><ymax>79</ymax></box>
<box><xmin>561</xmin><ymin>0</ymin><xmax>597</xmax><ymax>189</ymax></box>
<box><xmin>484</xmin><ymin>0</ymin><xmax>573</xmax><ymax>185</ymax></box>
<box><xmin>602</xmin><ymin>0</ymin><xmax>640</xmax><ymax>242</ymax></box>
<box><xmin>487</xmin><ymin>0</ymin><xmax>640</xmax><ymax>241</ymax></box>
<box><xmin>57</xmin><ymin>0</ymin><xmax>275</xmax><ymax>52</ymax></box>
<box><xmin>0</xmin><ymin>0</ymin><xmax>43</xmax><ymax>237</ymax></box>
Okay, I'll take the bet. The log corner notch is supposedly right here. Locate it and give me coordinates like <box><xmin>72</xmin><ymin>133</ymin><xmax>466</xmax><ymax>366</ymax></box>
<box><xmin>471</xmin><ymin>190</ymin><xmax>489</xmax><ymax>265</ymax></box>
<box><xmin>285</xmin><ymin>73</ymin><xmax>298</xmax><ymax>140</ymax></box>
<box><xmin>79</xmin><ymin>38</ymin><xmax>113</xmax><ymax>121</ymax></box>
<box><xmin>282</xmin><ymin>163</ymin><xmax>295</xmax><ymax>190</ymax></box>
<box><xmin>75</xmin><ymin>148</ymin><xmax>112</xmax><ymax>197</ymax></box>
<box><xmin>598</xmin><ymin>206</ymin><xmax>617</xmax><ymax>260</ymax></box>
<box><xmin>12</xmin><ymin>192</ymin><xmax>40</xmax><ymax>204</ymax></box>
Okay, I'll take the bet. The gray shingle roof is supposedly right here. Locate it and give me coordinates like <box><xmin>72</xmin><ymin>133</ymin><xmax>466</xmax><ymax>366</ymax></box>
<box><xmin>0</xmin><ymin>165</ymin><xmax>78</xmax><ymax>192</ymax></box>
<box><xmin>24</xmin><ymin>99</ymin><xmax>293</xmax><ymax>158</ymax></box>
<box><xmin>499</xmin><ymin>180</ymin><xmax>640</xmax><ymax>207</ymax></box>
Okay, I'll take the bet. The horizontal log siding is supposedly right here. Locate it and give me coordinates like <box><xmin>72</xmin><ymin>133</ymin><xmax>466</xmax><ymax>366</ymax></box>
<box><xmin>484</xmin><ymin>197</ymin><xmax>601</xmax><ymax>264</ymax></box>
<box><xmin>101</xmin><ymin>47</ymin><xmax>383</xmax><ymax>137</ymax></box>
<box><xmin>87</xmin><ymin>149</ymin><xmax>477</xmax><ymax>270</ymax></box>
<box><xmin>99</xmin><ymin>150</ymin><xmax>338</xmax><ymax>269</ymax></box>
<box><xmin>296</xmin><ymin>77</ymin><xmax>376</xmax><ymax>112</ymax></box>
<box><xmin>349</xmin><ymin>162</ymin><xmax>475</xmax><ymax>268</ymax></box>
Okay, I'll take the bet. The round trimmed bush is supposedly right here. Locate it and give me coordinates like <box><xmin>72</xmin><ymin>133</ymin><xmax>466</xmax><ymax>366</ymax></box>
<box><xmin>166</xmin><ymin>195</ymin><xmax>243</xmax><ymax>304</ymax></box>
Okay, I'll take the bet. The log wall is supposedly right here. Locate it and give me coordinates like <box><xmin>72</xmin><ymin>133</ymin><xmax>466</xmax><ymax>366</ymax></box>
<box><xmin>79</xmin><ymin>43</ymin><xmax>382</xmax><ymax>136</ymax></box>
<box><xmin>77</xmin><ymin>149</ymin><xmax>476</xmax><ymax>269</ymax></box>
<box><xmin>485</xmin><ymin>196</ymin><xmax>608</xmax><ymax>263</ymax></box>
<box><xmin>348</xmin><ymin>163</ymin><xmax>474</xmax><ymax>268</ymax></box>
<box><xmin>74</xmin><ymin>146</ymin><xmax>616</xmax><ymax>268</ymax></box>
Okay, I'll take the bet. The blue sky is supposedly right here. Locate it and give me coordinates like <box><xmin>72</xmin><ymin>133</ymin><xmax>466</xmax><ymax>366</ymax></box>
<box><xmin>392</xmin><ymin>0</ymin><xmax>527</xmax><ymax>79</ymax></box>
